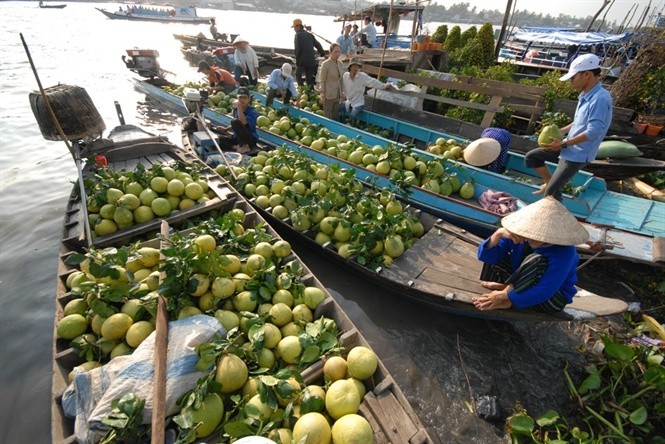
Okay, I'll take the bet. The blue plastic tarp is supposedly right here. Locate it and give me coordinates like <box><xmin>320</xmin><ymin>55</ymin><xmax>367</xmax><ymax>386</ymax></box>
<box><xmin>512</xmin><ymin>30</ymin><xmax>633</xmax><ymax>45</ymax></box>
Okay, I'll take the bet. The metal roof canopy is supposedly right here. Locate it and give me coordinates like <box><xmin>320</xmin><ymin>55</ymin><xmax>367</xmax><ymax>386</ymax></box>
<box><xmin>334</xmin><ymin>2</ymin><xmax>427</xmax><ymax>36</ymax></box>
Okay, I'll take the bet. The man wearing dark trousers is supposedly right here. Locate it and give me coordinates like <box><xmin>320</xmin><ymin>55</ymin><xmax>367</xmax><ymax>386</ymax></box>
<box><xmin>292</xmin><ymin>18</ymin><xmax>325</xmax><ymax>87</ymax></box>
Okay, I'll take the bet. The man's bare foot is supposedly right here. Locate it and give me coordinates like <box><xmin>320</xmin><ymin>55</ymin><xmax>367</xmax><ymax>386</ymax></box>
<box><xmin>532</xmin><ymin>183</ymin><xmax>547</xmax><ymax>195</ymax></box>
<box><xmin>481</xmin><ymin>281</ymin><xmax>506</xmax><ymax>291</ymax></box>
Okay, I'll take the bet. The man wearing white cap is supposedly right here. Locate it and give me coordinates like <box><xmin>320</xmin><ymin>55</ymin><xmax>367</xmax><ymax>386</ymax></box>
<box><xmin>265</xmin><ymin>63</ymin><xmax>298</xmax><ymax>108</ymax></box>
<box><xmin>232</xmin><ymin>35</ymin><xmax>259</xmax><ymax>86</ymax></box>
<box><xmin>525</xmin><ymin>53</ymin><xmax>612</xmax><ymax>200</ymax></box>
<box><xmin>473</xmin><ymin>197</ymin><xmax>589</xmax><ymax>312</ymax></box>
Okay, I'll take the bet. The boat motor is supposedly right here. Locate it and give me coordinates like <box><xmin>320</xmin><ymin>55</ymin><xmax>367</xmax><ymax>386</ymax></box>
<box><xmin>122</xmin><ymin>49</ymin><xmax>164</xmax><ymax>79</ymax></box>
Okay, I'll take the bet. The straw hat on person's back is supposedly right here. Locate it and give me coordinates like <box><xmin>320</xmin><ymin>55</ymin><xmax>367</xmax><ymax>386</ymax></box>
<box><xmin>501</xmin><ymin>196</ymin><xmax>589</xmax><ymax>245</ymax></box>
<box><xmin>463</xmin><ymin>138</ymin><xmax>501</xmax><ymax>166</ymax></box>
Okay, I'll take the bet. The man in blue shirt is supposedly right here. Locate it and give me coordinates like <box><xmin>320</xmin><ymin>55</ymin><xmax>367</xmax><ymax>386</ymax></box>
<box><xmin>337</xmin><ymin>24</ymin><xmax>357</xmax><ymax>57</ymax></box>
<box><xmin>525</xmin><ymin>54</ymin><xmax>612</xmax><ymax>201</ymax></box>
<box><xmin>266</xmin><ymin>63</ymin><xmax>299</xmax><ymax>108</ymax></box>
<box><xmin>215</xmin><ymin>87</ymin><xmax>258</xmax><ymax>154</ymax></box>
<box><xmin>473</xmin><ymin>197</ymin><xmax>589</xmax><ymax>313</ymax></box>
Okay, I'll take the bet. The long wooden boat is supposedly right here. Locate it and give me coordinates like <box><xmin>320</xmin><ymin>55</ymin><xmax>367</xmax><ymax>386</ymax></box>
<box><xmin>174</xmin><ymin>33</ymin><xmax>296</xmax><ymax>57</ymax></box>
<box><xmin>47</xmin><ymin>95</ymin><xmax>433</xmax><ymax>442</ymax></box>
<box><xmin>178</xmin><ymin>106</ymin><xmax>627</xmax><ymax>322</ymax></box>
<box><xmin>361</xmin><ymin>96</ymin><xmax>665</xmax><ymax>181</ymax></box>
<box><xmin>39</xmin><ymin>3</ymin><xmax>67</xmax><ymax>9</ymax></box>
<box><xmin>179</xmin><ymin>46</ymin><xmax>294</xmax><ymax>75</ymax></box>
<box><xmin>96</xmin><ymin>6</ymin><xmax>213</xmax><ymax>24</ymax></box>
<box><xmin>132</xmin><ymin>78</ymin><xmax>665</xmax><ymax>266</ymax></box>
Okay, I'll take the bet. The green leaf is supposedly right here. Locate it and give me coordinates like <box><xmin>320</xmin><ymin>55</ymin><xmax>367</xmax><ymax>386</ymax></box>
<box><xmin>508</xmin><ymin>413</ymin><xmax>534</xmax><ymax>436</ymax></box>
<box><xmin>535</xmin><ymin>410</ymin><xmax>560</xmax><ymax>427</ymax></box>
<box><xmin>224</xmin><ymin>420</ymin><xmax>255</xmax><ymax>437</ymax></box>
<box><xmin>578</xmin><ymin>373</ymin><xmax>601</xmax><ymax>394</ymax></box>
<box><xmin>603</xmin><ymin>337</ymin><xmax>635</xmax><ymax>361</ymax></box>
<box><xmin>629</xmin><ymin>405</ymin><xmax>648</xmax><ymax>425</ymax></box>
<box><xmin>300</xmin><ymin>345</ymin><xmax>321</xmax><ymax>365</ymax></box>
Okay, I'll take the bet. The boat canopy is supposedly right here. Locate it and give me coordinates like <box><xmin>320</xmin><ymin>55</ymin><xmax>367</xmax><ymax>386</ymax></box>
<box><xmin>512</xmin><ymin>29</ymin><xmax>633</xmax><ymax>45</ymax></box>
<box><xmin>334</xmin><ymin>2</ymin><xmax>425</xmax><ymax>35</ymax></box>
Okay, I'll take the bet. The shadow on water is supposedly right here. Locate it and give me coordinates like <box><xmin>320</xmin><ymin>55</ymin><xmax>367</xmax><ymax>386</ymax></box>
<box><xmin>282</xmin><ymin>230</ymin><xmax>587</xmax><ymax>443</ymax></box>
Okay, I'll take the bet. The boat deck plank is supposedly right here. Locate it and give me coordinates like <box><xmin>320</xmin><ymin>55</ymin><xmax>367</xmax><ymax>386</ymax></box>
<box><xmin>589</xmin><ymin>191</ymin><xmax>665</xmax><ymax>236</ymax></box>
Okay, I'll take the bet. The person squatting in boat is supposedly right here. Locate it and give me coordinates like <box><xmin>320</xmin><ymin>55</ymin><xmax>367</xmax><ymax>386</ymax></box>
<box><xmin>473</xmin><ymin>197</ymin><xmax>589</xmax><ymax>312</ymax></box>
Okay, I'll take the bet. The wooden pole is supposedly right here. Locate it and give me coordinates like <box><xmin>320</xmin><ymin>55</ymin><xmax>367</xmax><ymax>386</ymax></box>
<box><xmin>495</xmin><ymin>0</ymin><xmax>514</xmax><ymax>60</ymax></box>
<box><xmin>151</xmin><ymin>220</ymin><xmax>170</xmax><ymax>443</ymax></box>
<box><xmin>370</xmin><ymin>0</ymin><xmax>395</xmax><ymax>113</ymax></box>
<box><xmin>586</xmin><ymin>0</ymin><xmax>612</xmax><ymax>31</ymax></box>
<box><xmin>20</xmin><ymin>33</ymin><xmax>93</xmax><ymax>247</ymax></box>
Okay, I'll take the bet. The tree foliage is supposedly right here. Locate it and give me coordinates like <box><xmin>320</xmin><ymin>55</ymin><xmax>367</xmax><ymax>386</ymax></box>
<box><xmin>431</xmin><ymin>24</ymin><xmax>448</xmax><ymax>44</ymax></box>
<box><xmin>476</xmin><ymin>22</ymin><xmax>496</xmax><ymax>69</ymax></box>
<box><xmin>443</xmin><ymin>26</ymin><xmax>462</xmax><ymax>52</ymax></box>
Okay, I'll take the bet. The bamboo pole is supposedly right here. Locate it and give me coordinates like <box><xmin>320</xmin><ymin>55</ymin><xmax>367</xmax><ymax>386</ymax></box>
<box><xmin>151</xmin><ymin>220</ymin><xmax>170</xmax><ymax>443</ymax></box>
<box><xmin>370</xmin><ymin>0</ymin><xmax>395</xmax><ymax>113</ymax></box>
<box><xmin>20</xmin><ymin>33</ymin><xmax>93</xmax><ymax>248</ymax></box>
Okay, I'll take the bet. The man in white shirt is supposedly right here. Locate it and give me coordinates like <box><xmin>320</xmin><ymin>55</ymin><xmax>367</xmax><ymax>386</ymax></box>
<box><xmin>360</xmin><ymin>16</ymin><xmax>377</xmax><ymax>48</ymax></box>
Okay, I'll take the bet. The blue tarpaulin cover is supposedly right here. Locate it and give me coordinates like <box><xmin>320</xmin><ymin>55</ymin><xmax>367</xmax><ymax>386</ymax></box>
<box><xmin>512</xmin><ymin>29</ymin><xmax>633</xmax><ymax>45</ymax></box>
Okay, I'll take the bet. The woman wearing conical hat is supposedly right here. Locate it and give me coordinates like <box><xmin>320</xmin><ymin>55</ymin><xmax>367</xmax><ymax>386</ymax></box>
<box><xmin>473</xmin><ymin>197</ymin><xmax>589</xmax><ymax>312</ymax></box>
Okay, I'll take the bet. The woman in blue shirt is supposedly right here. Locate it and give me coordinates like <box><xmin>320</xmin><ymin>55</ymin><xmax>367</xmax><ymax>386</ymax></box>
<box><xmin>473</xmin><ymin>197</ymin><xmax>589</xmax><ymax>312</ymax></box>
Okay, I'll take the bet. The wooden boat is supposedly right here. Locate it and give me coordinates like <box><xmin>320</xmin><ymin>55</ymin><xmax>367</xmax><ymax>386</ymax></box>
<box><xmin>174</xmin><ymin>33</ymin><xmax>295</xmax><ymax>56</ymax></box>
<box><xmin>179</xmin><ymin>46</ymin><xmax>294</xmax><ymax>75</ymax></box>
<box><xmin>44</xmin><ymin>88</ymin><xmax>433</xmax><ymax>442</ymax></box>
<box><xmin>96</xmin><ymin>6</ymin><xmax>213</xmax><ymax>24</ymax></box>
<box><xmin>361</xmin><ymin>96</ymin><xmax>665</xmax><ymax>181</ymax></box>
<box><xmin>131</xmin><ymin>79</ymin><xmax>664</xmax><ymax>266</ymax></box>
<box><xmin>39</xmin><ymin>2</ymin><xmax>67</xmax><ymax>9</ymax></box>
<box><xmin>178</xmin><ymin>101</ymin><xmax>627</xmax><ymax>322</ymax></box>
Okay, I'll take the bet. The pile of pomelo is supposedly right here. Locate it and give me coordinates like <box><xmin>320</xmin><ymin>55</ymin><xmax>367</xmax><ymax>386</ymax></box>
<box><xmin>58</xmin><ymin>203</ymin><xmax>383</xmax><ymax>442</ymax></box>
<box><xmin>85</xmin><ymin>161</ymin><xmax>214</xmax><ymax>238</ymax></box>
<box><xmin>218</xmin><ymin>147</ymin><xmax>426</xmax><ymax>267</ymax></box>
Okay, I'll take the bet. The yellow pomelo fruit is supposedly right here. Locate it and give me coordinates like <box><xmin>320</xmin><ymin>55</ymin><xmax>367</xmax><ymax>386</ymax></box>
<box><xmin>302</xmin><ymin>287</ymin><xmax>325</xmax><ymax>310</ymax></box>
<box><xmin>300</xmin><ymin>385</ymin><xmax>326</xmax><ymax>413</ymax></box>
<box><xmin>242</xmin><ymin>377</ymin><xmax>261</xmax><ymax>400</ymax></box>
<box><xmin>245</xmin><ymin>253</ymin><xmax>266</xmax><ymax>273</ymax></box>
<box><xmin>137</xmin><ymin>247</ymin><xmax>160</xmax><ymax>268</ymax></box>
<box><xmin>253</xmin><ymin>241</ymin><xmax>273</xmax><ymax>259</ymax></box>
<box><xmin>221</xmin><ymin>254</ymin><xmax>242</xmax><ymax>274</ymax></box>
<box><xmin>293</xmin><ymin>412</ymin><xmax>332</xmax><ymax>444</ymax></box>
<box><xmin>272</xmin><ymin>240</ymin><xmax>292</xmax><ymax>258</ymax></box>
<box><xmin>151</xmin><ymin>197</ymin><xmax>172</xmax><ymax>217</ymax></box>
<box><xmin>184</xmin><ymin>182</ymin><xmax>204</xmax><ymax>200</ymax></box>
<box><xmin>110</xmin><ymin>342</ymin><xmax>133</xmax><ymax>360</ymax></box>
<box><xmin>331</xmin><ymin>413</ymin><xmax>373</xmax><ymax>444</ymax></box>
<box><xmin>197</xmin><ymin>292</ymin><xmax>215</xmax><ymax>312</ymax></box>
<box><xmin>63</xmin><ymin>298</ymin><xmax>88</xmax><ymax>317</ymax></box>
<box><xmin>90</xmin><ymin>314</ymin><xmax>106</xmax><ymax>335</ymax></box>
<box><xmin>145</xmin><ymin>271</ymin><xmax>160</xmax><ymax>292</ymax></box>
<box><xmin>68</xmin><ymin>361</ymin><xmax>102</xmax><ymax>384</ymax></box>
<box><xmin>194</xmin><ymin>234</ymin><xmax>216</xmax><ymax>253</ymax></box>
<box><xmin>132</xmin><ymin>268</ymin><xmax>151</xmax><ymax>283</ymax></box>
<box><xmin>292</xmin><ymin>304</ymin><xmax>313</xmax><ymax>323</ymax></box>
<box><xmin>280</xmin><ymin>322</ymin><xmax>304</xmax><ymax>337</ymax></box>
<box><xmin>247</xmin><ymin>394</ymin><xmax>274</xmax><ymax>421</ymax></box>
<box><xmin>191</xmin><ymin>392</ymin><xmax>224</xmax><ymax>438</ymax></box>
<box><xmin>57</xmin><ymin>314</ymin><xmax>88</xmax><ymax>340</ymax></box>
<box><xmin>101</xmin><ymin>313</ymin><xmax>134</xmax><ymax>341</ymax></box>
<box><xmin>269</xmin><ymin>428</ymin><xmax>293</xmax><ymax>443</ymax></box>
<box><xmin>233</xmin><ymin>290</ymin><xmax>258</xmax><ymax>312</ymax></box>
<box><xmin>323</xmin><ymin>356</ymin><xmax>348</xmax><ymax>382</ymax></box>
<box><xmin>346</xmin><ymin>346</ymin><xmax>378</xmax><ymax>380</ymax></box>
<box><xmin>121</xmin><ymin>298</ymin><xmax>144</xmax><ymax>321</ymax></box>
<box><xmin>258</xmin><ymin>303</ymin><xmax>273</xmax><ymax>317</ymax></box>
<box><xmin>383</xmin><ymin>235</ymin><xmax>405</xmax><ymax>259</ymax></box>
<box><xmin>233</xmin><ymin>273</ymin><xmax>251</xmax><ymax>293</ymax></box>
<box><xmin>277</xmin><ymin>335</ymin><xmax>302</xmax><ymax>364</ymax></box>
<box><xmin>189</xmin><ymin>273</ymin><xmax>210</xmax><ymax>297</ymax></box>
<box><xmin>125</xmin><ymin>320</ymin><xmax>155</xmax><ymax>348</ymax></box>
<box><xmin>215</xmin><ymin>353</ymin><xmax>248</xmax><ymax>393</ymax></box>
<box><xmin>272</xmin><ymin>289</ymin><xmax>294</xmax><ymax>307</ymax></box>
<box><xmin>214</xmin><ymin>309</ymin><xmax>240</xmax><ymax>332</ymax></box>
<box><xmin>349</xmin><ymin>378</ymin><xmax>367</xmax><ymax>400</ymax></box>
<box><xmin>325</xmin><ymin>379</ymin><xmax>360</xmax><ymax>419</ymax></box>
<box><xmin>277</xmin><ymin>376</ymin><xmax>302</xmax><ymax>407</ymax></box>
<box><xmin>166</xmin><ymin>179</ymin><xmax>185</xmax><ymax>197</ymax></box>
<box><xmin>211</xmin><ymin>277</ymin><xmax>236</xmax><ymax>299</ymax></box>
<box><xmin>150</xmin><ymin>176</ymin><xmax>168</xmax><ymax>193</ymax></box>
<box><xmin>94</xmin><ymin>219</ymin><xmax>118</xmax><ymax>237</ymax></box>
<box><xmin>261</xmin><ymin>322</ymin><xmax>282</xmax><ymax>349</ymax></box>
<box><xmin>177</xmin><ymin>306</ymin><xmax>202</xmax><ymax>319</ymax></box>
<box><xmin>257</xmin><ymin>347</ymin><xmax>276</xmax><ymax>370</ymax></box>
<box><xmin>269</xmin><ymin>302</ymin><xmax>293</xmax><ymax>327</ymax></box>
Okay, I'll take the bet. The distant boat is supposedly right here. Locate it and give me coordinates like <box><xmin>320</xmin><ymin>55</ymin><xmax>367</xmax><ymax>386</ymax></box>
<box><xmin>39</xmin><ymin>2</ymin><xmax>67</xmax><ymax>8</ymax></box>
<box><xmin>96</xmin><ymin>5</ymin><xmax>213</xmax><ymax>24</ymax></box>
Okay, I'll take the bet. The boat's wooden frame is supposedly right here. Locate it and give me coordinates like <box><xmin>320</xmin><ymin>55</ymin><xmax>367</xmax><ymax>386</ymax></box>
<box><xmin>51</xmin><ymin>123</ymin><xmax>433</xmax><ymax>443</ymax></box>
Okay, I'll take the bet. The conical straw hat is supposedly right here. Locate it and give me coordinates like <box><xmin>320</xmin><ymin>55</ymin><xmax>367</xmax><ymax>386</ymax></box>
<box><xmin>501</xmin><ymin>196</ymin><xmax>589</xmax><ymax>245</ymax></box>
<box><xmin>463</xmin><ymin>138</ymin><xmax>501</xmax><ymax>166</ymax></box>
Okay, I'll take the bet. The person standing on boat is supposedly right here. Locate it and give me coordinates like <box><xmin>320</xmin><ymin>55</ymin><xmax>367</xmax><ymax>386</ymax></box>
<box><xmin>319</xmin><ymin>44</ymin><xmax>345</xmax><ymax>120</ymax></box>
<box><xmin>198</xmin><ymin>61</ymin><xmax>237</xmax><ymax>94</ymax></box>
<box><xmin>209</xmin><ymin>18</ymin><xmax>223</xmax><ymax>41</ymax></box>
<box><xmin>214</xmin><ymin>87</ymin><xmax>258</xmax><ymax>155</ymax></box>
<box><xmin>232</xmin><ymin>35</ymin><xmax>259</xmax><ymax>87</ymax></box>
<box><xmin>360</xmin><ymin>16</ymin><xmax>377</xmax><ymax>48</ymax></box>
<box><xmin>473</xmin><ymin>196</ymin><xmax>588</xmax><ymax>313</ymax></box>
<box><xmin>525</xmin><ymin>54</ymin><xmax>612</xmax><ymax>201</ymax></box>
<box><xmin>265</xmin><ymin>63</ymin><xmax>298</xmax><ymax>109</ymax></box>
<box><xmin>339</xmin><ymin>57</ymin><xmax>393</xmax><ymax>122</ymax></box>
<box><xmin>292</xmin><ymin>18</ymin><xmax>326</xmax><ymax>87</ymax></box>
<box><xmin>337</xmin><ymin>24</ymin><xmax>357</xmax><ymax>58</ymax></box>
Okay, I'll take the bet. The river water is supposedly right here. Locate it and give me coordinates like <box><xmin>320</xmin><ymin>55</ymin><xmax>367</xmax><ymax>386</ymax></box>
<box><xmin>0</xmin><ymin>2</ymin><xmax>599</xmax><ymax>443</ymax></box>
